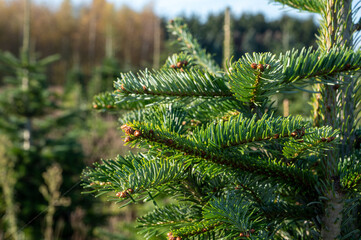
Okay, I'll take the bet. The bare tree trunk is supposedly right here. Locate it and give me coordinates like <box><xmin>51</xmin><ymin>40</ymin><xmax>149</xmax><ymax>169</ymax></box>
<box><xmin>283</xmin><ymin>99</ymin><xmax>289</xmax><ymax>117</ymax></box>
<box><xmin>153</xmin><ymin>17</ymin><xmax>161</xmax><ymax>69</ymax></box>
<box><xmin>223</xmin><ymin>7</ymin><xmax>231</xmax><ymax>70</ymax></box>
<box><xmin>105</xmin><ymin>23</ymin><xmax>113</xmax><ymax>59</ymax></box>
<box><xmin>88</xmin><ymin>16</ymin><xmax>96</xmax><ymax>67</ymax></box>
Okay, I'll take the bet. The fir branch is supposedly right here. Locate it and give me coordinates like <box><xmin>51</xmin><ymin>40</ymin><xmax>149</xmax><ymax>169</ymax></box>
<box><xmin>92</xmin><ymin>92</ymin><xmax>117</xmax><ymax>110</ymax></box>
<box><xmin>163</xmin><ymin>53</ymin><xmax>194</xmax><ymax>72</ymax></box>
<box><xmin>82</xmin><ymin>153</ymin><xmax>188</xmax><ymax>202</ymax></box>
<box><xmin>229</xmin><ymin>47</ymin><xmax>361</xmax><ymax>103</ymax></box>
<box><xmin>137</xmin><ymin>204</ymin><xmax>201</xmax><ymax>239</ymax></box>
<box><xmin>235</xmin><ymin>177</ymin><xmax>316</xmax><ymax>223</ymax></box>
<box><xmin>281</xmin><ymin>47</ymin><xmax>361</xmax><ymax>82</ymax></box>
<box><xmin>282</xmin><ymin>126</ymin><xmax>338</xmax><ymax>159</ymax></box>
<box><xmin>120</xmin><ymin>104</ymin><xmax>188</xmax><ymax>135</ymax></box>
<box><xmin>271</xmin><ymin>0</ymin><xmax>325</xmax><ymax>13</ymax></box>
<box><xmin>202</xmin><ymin>193</ymin><xmax>264</xmax><ymax>237</ymax></box>
<box><xmin>167</xmin><ymin>18</ymin><xmax>222</xmax><ymax>75</ymax></box>
<box><xmin>114</xmin><ymin>69</ymin><xmax>233</xmax><ymax>102</ymax></box>
<box><xmin>170</xmin><ymin>221</ymin><xmax>222</xmax><ymax>239</ymax></box>
<box><xmin>228</xmin><ymin>52</ymin><xmax>283</xmax><ymax>104</ymax></box>
<box><xmin>190</xmin><ymin>114</ymin><xmax>307</xmax><ymax>148</ymax></box>
<box><xmin>339</xmin><ymin>153</ymin><xmax>361</xmax><ymax>190</ymax></box>
<box><xmin>92</xmin><ymin>91</ymin><xmax>151</xmax><ymax>111</ymax></box>
<box><xmin>122</xmin><ymin>117</ymin><xmax>318</xmax><ymax>189</ymax></box>
<box><xmin>238</xmin><ymin>183</ymin><xmax>263</xmax><ymax>205</ymax></box>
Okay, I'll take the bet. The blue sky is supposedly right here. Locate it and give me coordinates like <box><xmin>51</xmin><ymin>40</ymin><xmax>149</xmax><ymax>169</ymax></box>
<box><xmin>36</xmin><ymin>0</ymin><xmax>319</xmax><ymax>21</ymax></box>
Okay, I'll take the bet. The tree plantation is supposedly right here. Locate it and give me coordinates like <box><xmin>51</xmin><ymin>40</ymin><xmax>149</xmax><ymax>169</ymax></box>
<box><xmin>84</xmin><ymin>0</ymin><xmax>361</xmax><ymax>239</ymax></box>
<box><xmin>1</xmin><ymin>0</ymin><xmax>360</xmax><ymax>239</ymax></box>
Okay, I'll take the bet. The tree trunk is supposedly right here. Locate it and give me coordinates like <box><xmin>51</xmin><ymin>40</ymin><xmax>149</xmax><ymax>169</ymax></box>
<box><xmin>320</xmin><ymin>0</ymin><xmax>353</xmax><ymax>238</ymax></box>
<box><xmin>223</xmin><ymin>7</ymin><xmax>231</xmax><ymax>70</ymax></box>
<box><xmin>22</xmin><ymin>0</ymin><xmax>31</xmax><ymax>150</ymax></box>
<box><xmin>153</xmin><ymin>17</ymin><xmax>161</xmax><ymax>69</ymax></box>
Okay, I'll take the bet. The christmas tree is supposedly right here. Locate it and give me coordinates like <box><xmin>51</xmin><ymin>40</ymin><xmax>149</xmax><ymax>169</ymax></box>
<box><xmin>0</xmin><ymin>0</ymin><xmax>87</xmax><ymax>238</ymax></box>
<box><xmin>83</xmin><ymin>1</ymin><xmax>361</xmax><ymax>239</ymax></box>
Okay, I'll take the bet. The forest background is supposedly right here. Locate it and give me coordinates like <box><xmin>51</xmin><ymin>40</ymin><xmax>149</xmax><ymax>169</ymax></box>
<box><xmin>0</xmin><ymin>0</ymin><xmax>319</xmax><ymax>239</ymax></box>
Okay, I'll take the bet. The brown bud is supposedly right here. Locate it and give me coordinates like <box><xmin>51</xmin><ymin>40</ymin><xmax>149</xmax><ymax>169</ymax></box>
<box><xmin>166</xmin><ymin>139</ymin><xmax>174</xmax><ymax>145</ymax></box>
<box><xmin>120</xmin><ymin>191</ymin><xmax>127</xmax><ymax>198</ymax></box>
<box><xmin>93</xmin><ymin>104</ymin><xmax>98</xmax><ymax>109</ymax></box>
<box><xmin>301</xmin><ymin>129</ymin><xmax>305</xmax><ymax>136</ymax></box>
<box><xmin>257</xmin><ymin>64</ymin><xmax>264</xmax><ymax>72</ymax></box>
<box><xmin>176</xmin><ymin>237</ymin><xmax>182</xmax><ymax>240</ymax></box>
<box><xmin>170</xmin><ymin>64</ymin><xmax>176</xmax><ymax>69</ymax></box>
<box><xmin>250</xmin><ymin>63</ymin><xmax>257</xmax><ymax>69</ymax></box>
<box><xmin>182</xmin><ymin>121</ymin><xmax>187</xmax><ymax>125</ymax></box>
<box><xmin>346</xmin><ymin>63</ymin><xmax>351</xmax><ymax>69</ymax></box>
<box><xmin>250</xmin><ymin>229</ymin><xmax>255</xmax><ymax>234</ymax></box>
<box><xmin>167</xmin><ymin>232</ymin><xmax>173</xmax><ymax>237</ymax></box>
<box><xmin>143</xmin><ymin>85</ymin><xmax>147</xmax><ymax>91</ymax></box>
<box><xmin>121</xmin><ymin>124</ymin><xmax>128</xmax><ymax>129</ymax></box>
<box><xmin>106</xmin><ymin>105</ymin><xmax>112</xmax><ymax>109</ymax></box>
<box><xmin>124</xmin><ymin>127</ymin><xmax>135</xmax><ymax>135</ymax></box>
<box><xmin>116</xmin><ymin>89</ymin><xmax>121</xmax><ymax>92</ymax></box>
<box><xmin>291</xmin><ymin>131</ymin><xmax>297</xmax><ymax>137</ymax></box>
<box><xmin>202</xmin><ymin>228</ymin><xmax>207</xmax><ymax>232</ymax></box>
<box><xmin>116</xmin><ymin>192</ymin><xmax>122</xmax><ymax>197</ymax></box>
<box><xmin>273</xmin><ymin>133</ymin><xmax>279</xmax><ymax>139</ymax></box>
<box><xmin>134</xmin><ymin>130</ymin><xmax>142</xmax><ymax>137</ymax></box>
<box><xmin>327</xmin><ymin>136</ymin><xmax>335</xmax><ymax>142</ymax></box>
<box><xmin>90</xmin><ymin>182</ymin><xmax>95</xmax><ymax>186</ymax></box>
<box><xmin>265</xmin><ymin>64</ymin><xmax>271</xmax><ymax>69</ymax></box>
<box><xmin>321</xmin><ymin>137</ymin><xmax>327</xmax><ymax>142</ymax></box>
<box><xmin>124</xmin><ymin>136</ymin><xmax>131</xmax><ymax>143</ymax></box>
<box><xmin>245</xmin><ymin>233</ymin><xmax>250</xmax><ymax>237</ymax></box>
<box><xmin>127</xmin><ymin>188</ymin><xmax>134</xmax><ymax>194</ymax></box>
<box><xmin>240</xmin><ymin>233</ymin><xmax>245</xmax><ymax>237</ymax></box>
<box><xmin>149</xmin><ymin>129</ymin><xmax>154</xmax><ymax>135</ymax></box>
<box><xmin>182</xmin><ymin>60</ymin><xmax>188</xmax><ymax>66</ymax></box>
<box><xmin>121</xmin><ymin>84</ymin><xmax>126</xmax><ymax>91</ymax></box>
<box><xmin>177</xmin><ymin>62</ymin><xmax>183</xmax><ymax>68</ymax></box>
<box><xmin>100</xmin><ymin>182</ymin><xmax>105</xmax><ymax>186</ymax></box>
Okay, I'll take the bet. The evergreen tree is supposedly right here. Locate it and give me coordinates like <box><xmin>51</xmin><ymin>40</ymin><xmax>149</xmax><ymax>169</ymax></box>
<box><xmin>0</xmin><ymin>0</ymin><xmax>89</xmax><ymax>238</ymax></box>
<box><xmin>83</xmin><ymin>1</ymin><xmax>361</xmax><ymax>239</ymax></box>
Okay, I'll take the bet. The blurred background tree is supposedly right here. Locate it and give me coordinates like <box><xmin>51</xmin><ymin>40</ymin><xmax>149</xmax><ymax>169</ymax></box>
<box><xmin>0</xmin><ymin>0</ymin><xmax>319</xmax><ymax>239</ymax></box>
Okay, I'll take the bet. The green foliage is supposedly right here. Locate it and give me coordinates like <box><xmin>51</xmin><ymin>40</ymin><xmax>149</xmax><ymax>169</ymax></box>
<box><xmin>83</xmin><ymin>2</ymin><xmax>361</xmax><ymax>240</ymax></box>
<box><xmin>272</xmin><ymin>0</ymin><xmax>325</xmax><ymax>13</ymax></box>
<box><xmin>167</xmin><ymin>19</ymin><xmax>221</xmax><ymax>75</ymax></box>
<box><xmin>0</xmin><ymin>49</ymin><xmax>90</xmax><ymax>239</ymax></box>
<box><xmin>229</xmin><ymin>47</ymin><xmax>361</xmax><ymax>104</ymax></box>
